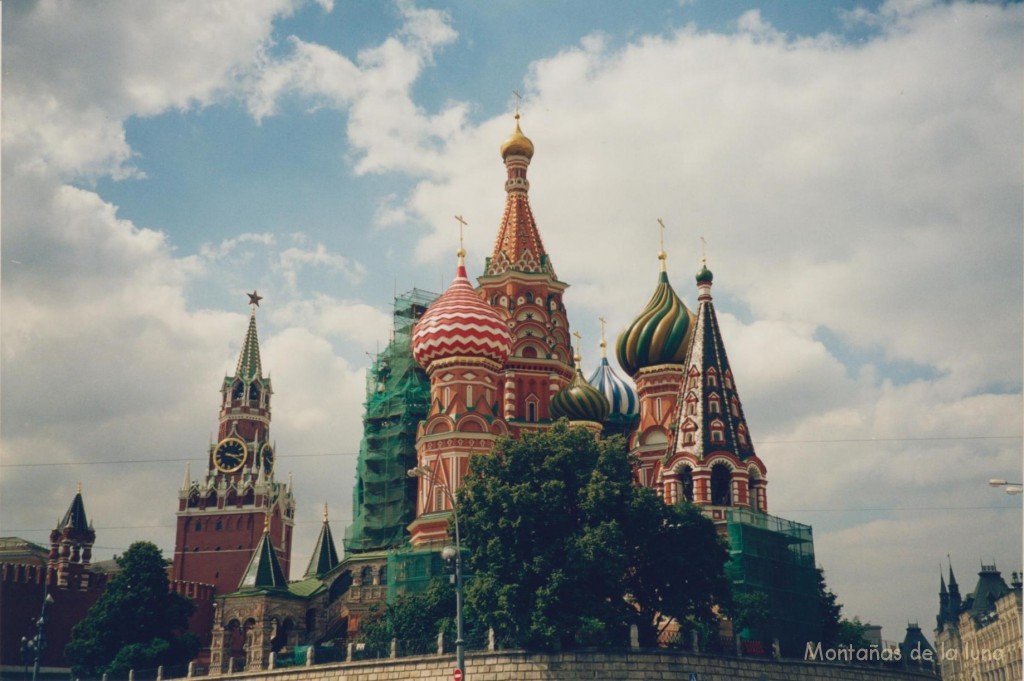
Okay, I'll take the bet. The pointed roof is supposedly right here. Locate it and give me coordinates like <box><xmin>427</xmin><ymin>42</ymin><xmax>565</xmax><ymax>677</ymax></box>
<box><xmin>967</xmin><ymin>564</ymin><xmax>1010</xmax><ymax>619</ymax></box>
<box><xmin>671</xmin><ymin>263</ymin><xmax>757</xmax><ymax>461</ymax></box>
<box><xmin>483</xmin><ymin>114</ymin><xmax>556</xmax><ymax>279</ymax></box>
<box><xmin>304</xmin><ymin>505</ymin><xmax>340</xmax><ymax>578</ymax></box>
<box><xmin>237</xmin><ymin>522</ymin><xmax>288</xmax><ymax>592</ymax></box>
<box><xmin>58</xmin><ymin>486</ymin><xmax>90</xmax><ymax>533</ymax></box>
<box><xmin>235</xmin><ymin>302</ymin><xmax>263</xmax><ymax>383</ymax></box>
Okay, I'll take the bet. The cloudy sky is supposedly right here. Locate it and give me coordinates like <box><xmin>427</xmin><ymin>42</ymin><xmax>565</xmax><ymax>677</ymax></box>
<box><xmin>2</xmin><ymin>0</ymin><xmax>1021</xmax><ymax>643</ymax></box>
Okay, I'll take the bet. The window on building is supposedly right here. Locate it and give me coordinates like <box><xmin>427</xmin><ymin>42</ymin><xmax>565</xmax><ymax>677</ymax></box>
<box><xmin>708</xmin><ymin>394</ymin><xmax>721</xmax><ymax>414</ymax></box>
<box><xmin>711</xmin><ymin>464</ymin><xmax>731</xmax><ymax>506</ymax></box>
<box><xmin>707</xmin><ymin>369</ymin><xmax>718</xmax><ymax>387</ymax></box>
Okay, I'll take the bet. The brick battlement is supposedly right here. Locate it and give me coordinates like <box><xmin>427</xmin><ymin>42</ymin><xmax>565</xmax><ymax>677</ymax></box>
<box><xmin>171</xmin><ymin>579</ymin><xmax>216</xmax><ymax>600</ymax></box>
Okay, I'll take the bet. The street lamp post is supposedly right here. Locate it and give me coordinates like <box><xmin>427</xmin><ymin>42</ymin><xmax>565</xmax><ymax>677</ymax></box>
<box><xmin>21</xmin><ymin>589</ymin><xmax>55</xmax><ymax>681</ymax></box>
<box><xmin>988</xmin><ymin>479</ymin><xmax>1024</xmax><ymax>495</ymax></box>
<box><xmin>408</xmin><ymin>465</ymin><xmax>465</xmax><ymax>677</ymax></box>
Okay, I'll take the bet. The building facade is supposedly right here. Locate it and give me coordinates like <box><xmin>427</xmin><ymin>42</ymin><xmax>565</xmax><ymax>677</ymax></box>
<box><xmin>935</xmin><ymin>562</ymin><xmax>1023</xmax><ymax>681</ymax></box>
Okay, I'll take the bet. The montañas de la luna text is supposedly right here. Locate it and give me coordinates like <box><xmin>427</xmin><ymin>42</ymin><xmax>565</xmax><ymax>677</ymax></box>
<box><xmin>805</xmin><ymin>642</ymin><xmax>1006</xmax><ymax>663</ymax></box>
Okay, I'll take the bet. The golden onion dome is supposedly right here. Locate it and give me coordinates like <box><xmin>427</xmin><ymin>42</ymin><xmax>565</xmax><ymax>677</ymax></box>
<box><xmin>500</xmin><ymin>113</ymin><xmax>535</xmax><ymax>160</ymax></box>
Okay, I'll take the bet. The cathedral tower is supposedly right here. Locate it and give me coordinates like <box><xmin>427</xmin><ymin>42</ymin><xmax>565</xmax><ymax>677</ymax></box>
<box><xmin>172</xmin><ymin>292</ymin><xmax>295</xmax><ymax>595</ymax></box>
<box><xmin>617</xmin><ymin>245</ymin><xmax>695</xmax><ymax>487</ymax></box>
<box><xmin>48</xmin><ymin>485</ymin><xmax>95</xmax><ymax>589</ymax></box>
<box><xmin>409</xmin><ymin>248</ymin><xmax>513</xmax><ymax>546</ymax></box>
<box><xmin>660</xmin><ymin>263</ymin><xmax>767</xmax><ymax>515</ymax></box>
<box><xmin>476</xmin><ymin>114</ymin><xmax>575</xmax><ymax>432</ymax></box>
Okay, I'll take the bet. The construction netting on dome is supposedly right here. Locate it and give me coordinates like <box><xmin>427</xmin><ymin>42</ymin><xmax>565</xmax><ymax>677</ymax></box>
<box><xmin>343</xmin><ymin>289</ymin><xmax>438</xmax><ymax>555</ymax></box>
<box><xmin>723</xmin><ymin>508</ymin><xmax>819</xmax><ymax>657</ymax></box>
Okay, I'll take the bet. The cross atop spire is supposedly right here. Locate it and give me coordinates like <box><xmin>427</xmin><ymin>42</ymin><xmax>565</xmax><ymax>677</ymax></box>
<box><xmin>512</xmin><ymin>89</ymin><xmax>523</xmax><ymax>115</ymax></box>
<box><xmin>598</xmin><ymin>317</ymin><xmax>608</xmax><ymax>358</ymax></box>
<box><xmin>657</xmin><ymin>218</ymin><xmax>668</xmax><ymax>272</ymax></box>
<box><xmin>455</xmin><ymin>214</ymin><xmax>467</xmax><ymax>261</ymax></box>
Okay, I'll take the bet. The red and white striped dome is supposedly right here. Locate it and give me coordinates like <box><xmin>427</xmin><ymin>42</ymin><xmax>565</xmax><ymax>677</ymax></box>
<box><xmin>412</xmin><ymin>259</ymin><xmax>513</xmax><ymax>370</ymax></box>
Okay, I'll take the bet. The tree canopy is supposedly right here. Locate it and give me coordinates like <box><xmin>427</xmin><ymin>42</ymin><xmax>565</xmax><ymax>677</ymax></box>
<box><xmin>65</xmin><ymin>541</ymin><xmax>198</xmax><ymax>678</ymax></box>
<box><xmin>457</xmin><ymin>420</ymin><xmax>730</xmax><ymax>650</ymax></box>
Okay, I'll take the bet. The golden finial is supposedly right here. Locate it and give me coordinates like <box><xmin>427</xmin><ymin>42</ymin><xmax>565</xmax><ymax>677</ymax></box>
<box><xmin>512</xmin><ymin>90</ymin><xmax>523</xmax><ymax>116</ymax></box>
<box><xmin>263</xmin><ymin>510</ymin><xmax>271</xmax><ymax>534</ymax></box>
<box><xmin>455</xmin><ymin>214</ymin><xmax>467</xmax><ymax>261</ymax></box>
<box><xmin>657</xmin><ymin>219</ymin><xmax>667</xmax><ymax>272</ymax></box>
<box><xmin>598</xmin><ymin>317</ymin><xmax>608</xmax><ymax>357</ymax></box>
<box><xmin>323</xmin><ymin>502</ymin><xmax>329</xmax><ymax>522</ymax></box>
<box><xmin>700</xmin><ymin>235</ymin><xmax>707</xmax><ymax>266</ymax></box>
<box><xmin>76</xmin><ymin>481</ymin><xmax>82</xmax><ymax>494</ymax></box>
<box><xmin>572</xmin><ymin>330</ymin><xmax>583</xmax><ymax>365</ymax></box>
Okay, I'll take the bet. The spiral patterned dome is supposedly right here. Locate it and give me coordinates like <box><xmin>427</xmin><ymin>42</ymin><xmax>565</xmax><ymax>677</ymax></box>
<box><xmin>412</xmin><ymin>257</ymin><xmax>513</xmax><ymax>370</ymax></box>
<box><xmin>551</xmin><ymin>367</ymin><xmax>610</xmax><ymax>423</ymax></box>
<box><xmin>588</xmin><ymin>356</ymin><xmax>638</xmax><ymax>418</ymax></box>
<box><xmin>616</xmin><ymin>270</ymin><xmax>695</xmax><ymax>377</ymax></box>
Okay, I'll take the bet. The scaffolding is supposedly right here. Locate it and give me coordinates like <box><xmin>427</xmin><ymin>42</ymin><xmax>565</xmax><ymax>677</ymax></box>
<box><xmin>343</xmin><ymin>289</ymin><xmax>437</xmax><ymax>555</ymax></box>
<box><xmin>724</xmin><ymin>508</ymin><xmax>819</xmax><ymax>655</ymax></box>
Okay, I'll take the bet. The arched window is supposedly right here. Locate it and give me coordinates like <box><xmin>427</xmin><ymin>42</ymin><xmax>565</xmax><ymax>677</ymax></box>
<box><xmin>656</xmin><ymin>397</ymin><xmax>663</xmax><ymax>421</ymax></box>
<box><xmin>708</xmin><ymin>393</ymin><xmax>721</xmax><ymax>414</ymax></box>
<box><xmin>679</xmin><ymin>466</ymin><xmax>694</xmax><ymax>502</ymax></box>
<box><xmin>681</xmin><ymin>419</ymin><xmax>697</xmax><ymax>446</ymax></box>
<box><xmin>687</xmin><ymin>367</ymin><xmax>700</xmax><ymax>390</ymax></box>
<box><xmin>706</xmin><ymin>368</ymin><xmax>719</xmax><ymax>387</ymax></box>
<box><xmin>360</xmin><ymin>566</ymin><xmax>375</xmax><ymax>586</ymax></box>
<box><xmin>730</xmin><ymin>396</ymin><xmax>740</xmax><ymax>417</ymax></box>
<box><xmin>379</xmin><ymin>565</ymin><xmax>388</xmax><ymax>584</ymax></box>
<box><xmin>710</xmin><ymin>419</ymin><xmax>725</xmax><ymax>444</ymax></box>
<box><xmin>737</xmin><ymin>425</ymin><xmax>748</xmax><ymax>447</ymax></box>
<box><xmin>724</xmin><ymin>371</ymin><xmax>734</xmax><ymax>390</ymax></box>
<box><xmin>711</xmin><ymin>463</ymin><xmax>732</xmax><ymax>506</ymax></box>
<box><xmin>526</xmin><ymin>398</ymin><xmax>538</xmax><ymax>422</ymax></box>
<box><xmin>685</xmin><ymin>394</ymin><xmax>697</xmax><ymax>416</ymax></box>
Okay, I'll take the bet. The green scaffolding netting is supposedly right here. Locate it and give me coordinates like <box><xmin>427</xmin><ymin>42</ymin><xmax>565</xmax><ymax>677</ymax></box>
<box><xmin>724</xmin><ymin>508</ymin><xmax>820</xmax><ymax>654</ymax></box>
<box><xmin>343</xmin><ymin>289</ymin><xmax>438</xmax><ymax>555</ymax></box>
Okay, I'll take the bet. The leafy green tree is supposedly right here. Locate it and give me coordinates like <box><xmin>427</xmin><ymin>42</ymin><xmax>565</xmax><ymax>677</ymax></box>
<box><xmin>623</xmin><ymin>490</ymin><xmax>731</xmax><ymax>646</ymax></box>
<box><xmin>728</xmin><ymin>590</ymin><xmax>771</xmax><ymax>641</ymax></box>
<box><xmin>361</xmin><ymin>579</ymin><xmax>458</xmax><ymax>656</ymax></box>
<box><xmin>836</xmin><ymin>616</ymin><xmax>871</xmax><ymax>648</ymax></box>
<box><xmin>65</xmin><ymin>542</ymin><xmax>198</xmax><ymax>678</ymax></box>
<box><xmin>816</xmin><ymin>567</ymin><xmax>843</xmax><ymax>646</ymax></box>
<box><xmin>458</xmin><ymin>421</ymin><xmax>731</xmax><ymax>650</ymax></box>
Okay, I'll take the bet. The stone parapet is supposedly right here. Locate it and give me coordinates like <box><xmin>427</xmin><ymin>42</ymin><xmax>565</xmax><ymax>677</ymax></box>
<box><xmin>196</xmin><ymin>648</ymin><xmax>938</xmax><ymax>681</ymax></box>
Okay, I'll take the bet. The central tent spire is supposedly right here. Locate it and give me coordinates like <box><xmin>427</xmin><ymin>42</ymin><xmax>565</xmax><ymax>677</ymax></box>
<box><xmin>484</xmin><ymin>111</ymin><xmax>555</xmax><ymax>278</ymax></box>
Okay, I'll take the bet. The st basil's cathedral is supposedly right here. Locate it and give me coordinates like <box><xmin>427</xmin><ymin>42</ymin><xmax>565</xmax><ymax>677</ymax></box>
<box><xmin>0</xmin><ymin>113</ymin><xmax>819</xmax><ymax>673</ymax></box>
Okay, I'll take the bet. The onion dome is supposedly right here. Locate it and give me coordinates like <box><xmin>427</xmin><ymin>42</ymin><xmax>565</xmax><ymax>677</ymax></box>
<box><xmin>616</xmin><ymin>252</ymin><xmax>695</xmax><ymax>377</ymax></box>
<box><xmin>552</xmin><ymin>360</ymin><xmax>611</xmax><ymax>423</ymax></box>
<box><xmin>412</xmin><ymin>252</ymin><xmax>513</xmax><ymax>370</ymax></box>
<box><xmin>588</xmin><ymin>332</ymin><xmax>638</xmax><ymax>418</ymax></box>
<box><xmin>500</xmin><ymin>112</ymin><xmax>535</xmax><ymax>160</ymax></box>
<box><xmin>696</xmin><ymin>263</ymin><xmax>713</xmax><ymax>284</ymax></box>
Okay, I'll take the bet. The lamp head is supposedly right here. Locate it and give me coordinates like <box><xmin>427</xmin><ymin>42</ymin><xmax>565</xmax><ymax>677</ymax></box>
<box><xmin>441</xmin><ymin>545</ymin><xmax>457</xmax><ymax>561</ymax></box>
<box><xmin>990</xmin><ymin>478</ymin><xmax>1008</xmax><ymax>487</ymax></box>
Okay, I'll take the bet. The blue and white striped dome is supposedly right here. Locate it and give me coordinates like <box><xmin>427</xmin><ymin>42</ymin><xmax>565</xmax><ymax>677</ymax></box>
<box><xmin>588</xmin><ymin>355</ymin><xmax>639</xmax><ymax>419</ymax></box>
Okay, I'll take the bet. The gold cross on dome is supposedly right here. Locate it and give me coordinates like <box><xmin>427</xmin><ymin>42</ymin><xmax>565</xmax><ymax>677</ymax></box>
<box><xmin>455</xmin><ymin>214</ymin><xmax>467</xmax><ymax>254</ymax></box>
<box><xmin>512</xmin><ymin>90</ymin><xmax>523</xmax><ymax>115</ymax></box>
<box><xmin>657</xmin><ymin>218</ymin><xmax>666</xmax><ymax>252</ymax></box>
<box><xmin>598</xmin><ymin>317</ymin><xmax>607</xmax><ymax>343</ymax></box>
<box><xmin>700</xmin><ymin>236</ymin><xmax>708</xmax><ymax>265</ymax></box>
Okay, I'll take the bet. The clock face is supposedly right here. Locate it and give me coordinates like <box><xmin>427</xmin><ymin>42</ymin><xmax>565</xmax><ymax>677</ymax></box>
<box><xmin>213</xmin><ymin>438</ymin><xmax>247</xmax><ymax>473</ymax></box>
<box><xmin>260</xmin><ymin>443</ymin><xmax>274</xmax><ymax>475</ymax></box>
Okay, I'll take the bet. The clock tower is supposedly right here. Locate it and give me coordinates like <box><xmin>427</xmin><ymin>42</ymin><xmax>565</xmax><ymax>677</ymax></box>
<box><xmin>171</xmin><ymin>292</ymin><xmax>296</xmax><ymax>597</ymax></box>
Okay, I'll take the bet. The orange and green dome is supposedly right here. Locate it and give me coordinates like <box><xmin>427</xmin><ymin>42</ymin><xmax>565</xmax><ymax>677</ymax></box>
<box><xmin>616</xmin><ymin>270</ymin><xmax>695</xmax><ymax>377</ymax></box>
<box><xmin>551</xmin><ymin>367</ymin><xmax>610</xmax><ymax>423</ymax></box>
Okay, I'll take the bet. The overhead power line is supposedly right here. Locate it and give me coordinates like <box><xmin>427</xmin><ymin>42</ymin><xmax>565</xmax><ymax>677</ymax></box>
<box><xmin>2</xmin><ymin>434</ymin><xmax>1020</xmax><ymax>469</ymax></box>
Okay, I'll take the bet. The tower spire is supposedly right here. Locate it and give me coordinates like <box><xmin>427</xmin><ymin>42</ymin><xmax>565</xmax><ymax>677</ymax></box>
<box><xmin>657</xmin><ymin>218</ymin><xmax>668</xmax><ymax>273</ymax></box>
<box><xmin>304</xmin><ymin>502</ymin><xmax>340</xmax><ymax>578</ymax></box>
<box><xmin>235</xmin><ymin>292</ymin><xmax>264</xmax><ymax>383</ymax></box>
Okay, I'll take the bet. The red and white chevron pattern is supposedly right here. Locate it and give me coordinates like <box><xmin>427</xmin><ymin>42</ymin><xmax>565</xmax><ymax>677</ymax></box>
<box><xmin>412</xmin><ymin>264</ymin><xmax>513</xmax><ymax>369</ymax></box>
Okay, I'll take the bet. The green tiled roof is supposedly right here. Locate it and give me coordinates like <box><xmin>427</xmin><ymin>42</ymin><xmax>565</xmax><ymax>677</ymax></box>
<box><xmin>235</xmin><ymin>310</ymin><xmax>263</xmax><ymax>383</ymax></box>
<box><xmin>304</xmin><ymin>516</ymin><xmax>340</xmax><ymax>578</ymax></box>
<box><xmin>237</xmin><ymin>531</ymin><xmax>287</xmax><ymax>592</ymax></box>
<box><xmin>288</xmin><ymin>577</ymin><xmax>326</xmax><ymax>598</ymax></box>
